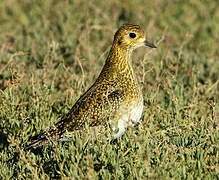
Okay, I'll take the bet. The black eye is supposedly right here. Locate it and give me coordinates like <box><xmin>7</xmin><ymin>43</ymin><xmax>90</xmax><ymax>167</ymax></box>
<box><xmin>129</xmin><ymin>32</ymin><xmax>136</xmax><ymax>39</ymax></box>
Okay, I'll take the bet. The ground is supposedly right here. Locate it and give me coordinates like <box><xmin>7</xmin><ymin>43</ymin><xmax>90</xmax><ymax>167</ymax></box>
<box><xmin>0</xmin><ymin>0</ymin><xmax>219</xmax><ymax>179</ymax></box>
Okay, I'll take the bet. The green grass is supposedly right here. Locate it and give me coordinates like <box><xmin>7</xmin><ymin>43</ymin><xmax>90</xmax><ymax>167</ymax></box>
<box><xmin>0</xmin><ymin>0</ymin><xmax>219</xmax><ymax>179</ymax></box>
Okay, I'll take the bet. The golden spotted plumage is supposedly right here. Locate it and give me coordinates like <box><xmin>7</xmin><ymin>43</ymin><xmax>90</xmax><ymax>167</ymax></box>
<box><xmin>26</xmin><ymin>24</ymin><xmax>156</xmax><ymax>148</ymax></box>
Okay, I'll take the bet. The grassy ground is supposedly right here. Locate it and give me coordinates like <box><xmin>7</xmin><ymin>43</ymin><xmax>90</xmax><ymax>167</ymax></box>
<box><xmin>0</xmin><ymin>0</ymin><xmax>219</xmax><ymax>179</ymax></box>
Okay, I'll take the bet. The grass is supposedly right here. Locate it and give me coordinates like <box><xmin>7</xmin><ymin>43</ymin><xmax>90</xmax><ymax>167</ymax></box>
<box><xmin>0</xmin><ymin>0</ymin><xmax>219</xmax><ymax>179</ymax></box>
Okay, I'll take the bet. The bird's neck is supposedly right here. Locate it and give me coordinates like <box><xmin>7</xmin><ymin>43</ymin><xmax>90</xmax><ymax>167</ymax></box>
<box><xmin>96</xmin><ymin>44</ymin><xmax>138</xmax><ymax>85</ymax></box>
<box><xmin>105</xmin><ymin>44</ymin><xmax>133</xmax><ymax>73</ymax></box>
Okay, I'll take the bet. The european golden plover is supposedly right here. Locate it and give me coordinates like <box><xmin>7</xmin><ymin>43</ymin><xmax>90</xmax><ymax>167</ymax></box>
<box><xmin>27</xmin><ymin>24</ymin><xmax>156</xmax><ymax>148</ymax></box>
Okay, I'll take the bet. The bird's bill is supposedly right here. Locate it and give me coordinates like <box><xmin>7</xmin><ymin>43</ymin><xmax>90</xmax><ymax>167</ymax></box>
<box><xmin>144</xmin><ymin>40</ymin><xmax>157</xmax><ymax>48</ymax></box>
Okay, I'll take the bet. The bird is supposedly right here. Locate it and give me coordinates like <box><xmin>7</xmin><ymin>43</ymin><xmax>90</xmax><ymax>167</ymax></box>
<box><xmin>26</xmin><ymin>23</ymin><xmax>156</xmax><ymax>149</ymax></box>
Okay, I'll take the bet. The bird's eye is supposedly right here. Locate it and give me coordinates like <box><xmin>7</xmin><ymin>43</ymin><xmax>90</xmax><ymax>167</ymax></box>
<box><xmin>129</xmin><ymin>32</ymin><xmax>136</xmax><ymax>39</ymax></box>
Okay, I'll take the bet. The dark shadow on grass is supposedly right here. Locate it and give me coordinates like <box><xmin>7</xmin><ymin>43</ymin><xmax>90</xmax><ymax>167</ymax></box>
<box><xmin>25</xmin><ymin>144</ymin><xmax>61</xmax><ymax>179</ymax></box>
<box><xmin>42</xmin><ymin>159</ymin><xmax>61</xmax><ymax>179</ymax></box>
<box><xmin>0</xmin><ymin>131</ymin><xmax>9</xmax><ymax>150</ymax></box>
<box><xmin>6</xmin><ymin>151</ymin><xmax>20</xmax><ymax>178</ymax></box>
<box><xmin>25</xmin><ymin>145</ymin><xmax>45</xmax><ymax>156</ymax></box>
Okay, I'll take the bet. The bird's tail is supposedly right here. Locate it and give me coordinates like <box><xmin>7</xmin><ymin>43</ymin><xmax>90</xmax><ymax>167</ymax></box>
<box><xmin>25</xmin><ymin>121</ymin><xmax>65</xmax><ymax>150</ymax></box>
<box><xmin>25</xmin><ymin>131</ymin><xmax>50</xmax><ymax>150</ymax></box>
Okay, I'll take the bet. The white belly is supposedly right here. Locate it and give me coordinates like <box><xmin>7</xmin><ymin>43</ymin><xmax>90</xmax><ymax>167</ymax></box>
<box><xmin>129</xmin><ymin>98</ymin><xmax>144</xmax><ymax>125</ymax></box>
<box><xmin>112</xmin><ymin>97</ymin><xmax>144</xmax><ymax>139</ymax></box>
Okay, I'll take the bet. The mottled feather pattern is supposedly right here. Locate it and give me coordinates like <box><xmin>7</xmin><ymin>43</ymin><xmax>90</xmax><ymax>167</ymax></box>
<box><xmin>26</xmin><ymin>24</ymin><xmax>156</xmax><ymax>149</ymax></box>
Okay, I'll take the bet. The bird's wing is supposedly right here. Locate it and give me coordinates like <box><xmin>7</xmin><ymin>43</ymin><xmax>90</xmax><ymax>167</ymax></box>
<box><xmin>25</xmin><ymin>81</ymin><xmax>124</xmax><ymax>149</ymax></box>
<box><xmin>59</xmin><ymin>81</ymin><xmax>124</xmax><ymax>131</ymax></box>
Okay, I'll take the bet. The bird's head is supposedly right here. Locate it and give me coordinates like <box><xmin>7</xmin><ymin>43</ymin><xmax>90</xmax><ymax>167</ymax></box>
<box><xmin>113</xmin><ymin>24</ymin><xmax>156</xmax><ymax>50</ymax></box>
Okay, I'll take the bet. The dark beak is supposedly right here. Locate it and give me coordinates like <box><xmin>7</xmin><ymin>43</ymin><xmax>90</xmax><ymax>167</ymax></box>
<box><xmin>144</xmin><ymin>40</ymin><xmax>157</xmax><ymax>48</ymax></box>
